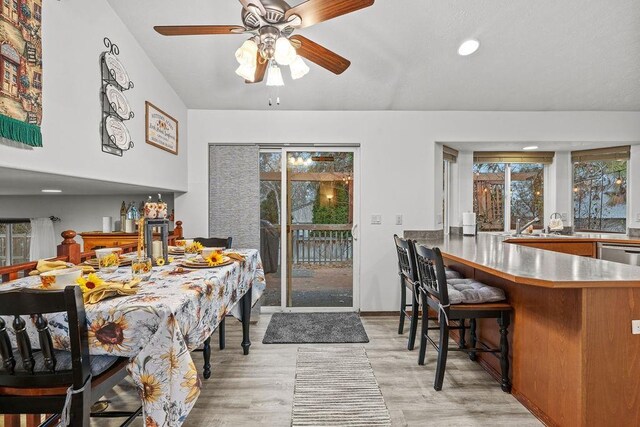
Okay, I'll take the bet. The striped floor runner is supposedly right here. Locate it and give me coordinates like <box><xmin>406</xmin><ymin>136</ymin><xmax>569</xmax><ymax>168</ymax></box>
<box><xmin>292</xmin><ymin>347</ymin><xmax>392</xmax><ymax>426</ymax></box>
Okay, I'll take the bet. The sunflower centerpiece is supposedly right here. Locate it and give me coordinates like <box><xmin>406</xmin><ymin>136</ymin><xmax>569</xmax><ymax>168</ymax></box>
<box><xmin>185</xmin><ymin>241</ymin><xmax>204</xmax><ymax>255</ymax></box>
<box><xmin>204</xmin><ymin>251</ymin><xmax>225</xmax><ymax>267</ymax></box>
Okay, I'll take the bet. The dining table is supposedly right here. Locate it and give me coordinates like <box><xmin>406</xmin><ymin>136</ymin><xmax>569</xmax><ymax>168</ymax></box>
<box><xmin>1</xmin><ymin>249</ymin><xmax>266</xmax><ymax>426</ymax></box>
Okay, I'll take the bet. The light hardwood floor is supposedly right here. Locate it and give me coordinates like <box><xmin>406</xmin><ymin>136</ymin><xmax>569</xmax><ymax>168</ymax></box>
<box><xmin>96</xmin><ymin>314</ymin><xmax>541</xmax><ymax>426</ymax></box>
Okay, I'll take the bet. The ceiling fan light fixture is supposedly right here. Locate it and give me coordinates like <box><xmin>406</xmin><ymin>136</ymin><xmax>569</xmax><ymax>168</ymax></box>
<box><xmin>236</xmin><ymin>63</ymin><xmax>257</xmax><ymax>81</ymax></box>
<box><xmin>266</xmin><ymin>62</ymin><xmax>285</xmax><ymax>87</ymax></box>
<box><xmin>458</xmin><ymin>39</ymin><xmax>480</xmax><ymax>56</ymax></box>
<box><xmin>274</xmin><ymin>37</ymin><xmax>297</xmax><ymax>66</ymax></box>
<box><xmin>235</xmin><ymin>39</ymin><xmax>258</xmax><ymax>66</ymax></box>
<box><xmin>290</xmin><ymin>55</ymin><xmax>310</xmax><ymax>80</ymax></box>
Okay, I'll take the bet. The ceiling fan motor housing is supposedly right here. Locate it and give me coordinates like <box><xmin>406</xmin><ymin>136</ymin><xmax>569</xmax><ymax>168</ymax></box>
<box><xmin>242</xmin><ymin>0</ymin><xmax>290</xmax><ymax>28</ymax></box>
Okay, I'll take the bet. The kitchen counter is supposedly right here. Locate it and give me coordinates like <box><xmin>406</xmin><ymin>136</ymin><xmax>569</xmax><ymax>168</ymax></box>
<box><xmin>412</xmin><ymin>232</ymin><xmax>640</xmax><ymax>427</ymax></box>
<box><xmin>418</xmin><ymin>233</ymin><xmax>640</xmax><ymax>288</ymax></box>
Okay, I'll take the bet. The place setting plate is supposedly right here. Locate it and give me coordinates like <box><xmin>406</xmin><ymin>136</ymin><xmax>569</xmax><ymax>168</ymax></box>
<box><xmin>179</xmin><ymin>256</ymin><xmax>233</xmax><ymax>269</ymax></box>
<box><xmin>168</xmin><ymin>245</ymin><xmax>186</xmax><ymax>256</ymax></box>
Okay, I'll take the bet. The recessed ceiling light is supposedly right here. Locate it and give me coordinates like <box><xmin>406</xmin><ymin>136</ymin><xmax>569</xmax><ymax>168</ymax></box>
<box><xmin>522</xmin><ymin>146</ymin><xmax>539</xmax><ymax>151</ymax></box>
<box><xmin>458</xmin><ymin>39</ymin><xmax>480</xmax><ymax>56</ymax></box>
<box><xmin>41</xmin><ymin>189</ymin><xmax>62</xmax><ymax>193</ymax></box>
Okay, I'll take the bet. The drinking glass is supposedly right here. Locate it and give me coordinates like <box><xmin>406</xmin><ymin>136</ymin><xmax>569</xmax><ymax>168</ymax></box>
<box><xmin>95</xmin><ymin>248</ymin><xmax>120</xmax><ymax>273</ymax></box>
<box><xmin>131</xmin><ymin>256</ymin><xmax>153</xmax><ymax>281</ymax></box>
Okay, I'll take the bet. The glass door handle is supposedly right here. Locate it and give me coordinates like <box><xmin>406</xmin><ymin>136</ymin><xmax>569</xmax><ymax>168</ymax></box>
<box><xmin>352</xmin><ymin>224</ymin><xmax>358</xmax><ymax>241</ymax></box>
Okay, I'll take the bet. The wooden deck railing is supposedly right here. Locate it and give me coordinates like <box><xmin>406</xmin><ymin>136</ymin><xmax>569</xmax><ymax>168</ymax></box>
<box><xmin>290</xmin><ymin>224</ymin><xmax>353</xmax><ymax>265</ymax></box>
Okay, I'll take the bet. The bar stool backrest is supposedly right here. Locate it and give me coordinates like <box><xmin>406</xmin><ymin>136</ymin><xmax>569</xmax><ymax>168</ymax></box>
<box><xmin>394</xmin><ymin>235</ymin><xmax>418</xmax><ymax>284</ymax></box>
<box><xmin>413</xmin><ymin>243</ymin><xmax>450</xmax><ymax>307</ymax></box>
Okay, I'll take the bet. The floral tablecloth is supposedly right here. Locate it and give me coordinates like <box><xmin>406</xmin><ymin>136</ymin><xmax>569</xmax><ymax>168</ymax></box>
<box><xmin>1</xmin><ymin>249</ymin><xmax>265</xmax><ymax>426</ymax></box>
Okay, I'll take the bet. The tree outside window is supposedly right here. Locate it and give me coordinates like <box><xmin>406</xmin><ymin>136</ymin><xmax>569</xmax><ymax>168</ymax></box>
<box><xmin>573</xmin><ymin>160</ymin><xmax>626</xmax><ymax>233</ymax></box>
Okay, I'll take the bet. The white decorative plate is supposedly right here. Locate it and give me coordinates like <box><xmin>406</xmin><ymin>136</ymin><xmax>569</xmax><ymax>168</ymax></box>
<box><xmin>105</xmin><ymin>116</ymin><xmax>132</xmax><ymax>150</ymax></box>
<box><xmin>104</xmin><ymin>52</ymin><xmax>131</xmax><ymax>89</ymax></box>
<box><xmin>105</xmin><ymin>84</ymin><xmax>131</xmax><ymax>119</ymax></box>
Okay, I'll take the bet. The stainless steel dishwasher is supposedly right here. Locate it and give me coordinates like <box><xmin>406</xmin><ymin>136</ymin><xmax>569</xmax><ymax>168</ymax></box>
<box><xmin>597</xmin><ymin>243</ymin><xmax>640</xmax><ymax>266</ymax></box>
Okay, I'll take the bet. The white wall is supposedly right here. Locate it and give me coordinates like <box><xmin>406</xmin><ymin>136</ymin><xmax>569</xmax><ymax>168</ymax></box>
<box><xmin>0</xmin><ymin>194</ymin><xmax>175</xmax><ymax>251</ymax></box>
<box><xmin>454</xmin><ymin>151</ymin><xmax>474</xmax><ymax>228</ymax></box>
<box><xmin>179</xmin><ymin>110</ymin><xmax>640</xmax><ymax>312</ymax></box>
<box><xmin>550</xmin><ymin>152</ymin><xmax>573</xmax><ymax>226</ymax></box>
<box><xmin>0</xmin><ymin>0</ymin><xmax>188</xmax><ymax>192</ymax></box>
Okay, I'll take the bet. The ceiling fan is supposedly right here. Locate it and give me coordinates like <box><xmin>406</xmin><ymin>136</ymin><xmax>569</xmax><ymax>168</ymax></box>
<box><xmin>154</xmin><ymin>0</ymin><xmax>375</xmax><ymax>85</ymax></box>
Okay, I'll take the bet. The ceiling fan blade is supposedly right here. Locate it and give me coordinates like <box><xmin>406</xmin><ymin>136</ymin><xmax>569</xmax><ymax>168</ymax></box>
<box><xmin>289</xmin><ymin>35</ymin><xmax>350</xmax><ymax>74</ymax></box>
<box><xmin>246</xmin><ymin>56</ymin><xmax>268</xmax><ymax>84</ymax></box>
<box><xmin>285</xmin><ymin>0</ymin><xmax>374</xmax><ymax>29</ymax></box>
<box><xmin>154</xmin><ymin>25</ymin><xmax>245</xmax><ymax>36</ymax></box>
<box><xmin>239</xmin><ymin>0</ymin><xmax>266</xmax><ymax>15</ymax></box>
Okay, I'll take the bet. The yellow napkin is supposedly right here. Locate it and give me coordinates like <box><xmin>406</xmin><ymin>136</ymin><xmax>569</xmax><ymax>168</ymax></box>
<box><xmin>83</xmin><ymin>278</ymin><xmax>141</xmax><ymax>304</ymax></box>
<box><xmin>80</xmin><ymin>265</ymin><xmax>96</xmax><ymax>274</ymax></box>
<box><xmin>29</xmin><ymin>260</ymin><xmax>70</xmax><ymax>276</ymax></box>
<box><xmin>29</xmin><ymin>261</ymin><xmax>95</xmax><ymax>276</ymax></box>
<box><xmin>226</xmin><ymin>252</ymin><xmax>246</xmax><ymax>262</ymax></box>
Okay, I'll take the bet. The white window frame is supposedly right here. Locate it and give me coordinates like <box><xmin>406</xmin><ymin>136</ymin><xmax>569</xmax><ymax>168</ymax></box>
<box><xmin>473</xmin><ymin>163</ymin><xmax>547</xmax><ymax>232</ymax></box>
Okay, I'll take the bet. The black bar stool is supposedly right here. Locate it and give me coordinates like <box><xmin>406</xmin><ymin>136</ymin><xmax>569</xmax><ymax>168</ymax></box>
<box><xmin>393</xmin><ymin>235</ymin><xmax>420</xmax><ymax>350</ymax></box>
<box><xmin>412</xmin><ymin>242</ymin><xmax>512</xmax><ymax>392</ymax></box>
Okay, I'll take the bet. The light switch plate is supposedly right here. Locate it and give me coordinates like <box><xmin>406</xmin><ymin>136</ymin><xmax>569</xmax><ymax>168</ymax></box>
<box><xmin>395</xmin><ymin>215</ymin><xmax>403</xmax><ymax>226</ymax></box>
<box><xmin>437</xmin><ymin>213</ymin><xmax>443</xmax><ymax>224</ymax></box>
<box><xmin>561</xmin><ymin>213</ymin><xmax>568</xmax><ymax>221</ymax></box>
<box><xmin>371</xmin><ymin>214</ymin><xmax>382</xmax><ymax>225</ymax></box>
<box><xmin>632</xmin><ymin>320</ymin><xmax>640</xmax><ymax>335</ymax></box>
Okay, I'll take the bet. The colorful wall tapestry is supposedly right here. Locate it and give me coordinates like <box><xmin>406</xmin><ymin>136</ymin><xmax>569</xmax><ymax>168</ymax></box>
<box><xmin>0</xmin><ymin>0</ymin><xmax>42</xmax><ymax>147</ymax></box>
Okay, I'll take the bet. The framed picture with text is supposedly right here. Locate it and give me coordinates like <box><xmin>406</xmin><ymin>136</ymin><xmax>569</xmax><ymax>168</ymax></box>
<box><xmin>145</xmin><ymin>101</ymin><xmax>178</xmax><ymax>155</ymax></box>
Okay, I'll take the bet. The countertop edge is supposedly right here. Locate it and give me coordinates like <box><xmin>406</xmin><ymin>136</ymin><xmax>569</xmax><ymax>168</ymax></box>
<box><xmin>438</xmin><ymin>241</ymin><xmax>640</xmax><ymax>289</ymax></box>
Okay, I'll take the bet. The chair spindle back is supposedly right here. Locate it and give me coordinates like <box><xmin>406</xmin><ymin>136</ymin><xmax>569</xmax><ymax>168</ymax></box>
<box><xmin>0</xmin><ymin>286</ymin><xmax>90</xmax><ymax>390</ymax></box>
<box><xmin>394</xmin><ymin>235</ymin><xmax>418</xmax><ymax>283</ymax></box>
<box><xmin>413</xmin><ymin>243</ymin><xmax>450</xmax><ymax>306</ymax></box>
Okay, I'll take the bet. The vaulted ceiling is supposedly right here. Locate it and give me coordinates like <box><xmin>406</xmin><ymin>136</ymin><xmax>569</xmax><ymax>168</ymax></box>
<box><xmin>107</xmin><ymin>0</ymin><xmax>640</xmax><ymax>111</ymax></box>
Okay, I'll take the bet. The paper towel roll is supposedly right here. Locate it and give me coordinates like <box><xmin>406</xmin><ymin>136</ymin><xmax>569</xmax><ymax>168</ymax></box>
<box><xmin>102</xmin><ymin>216</ymin><xmax>112</xmax><ymax>233</ymax></box>
<box><xmin>462</xmin><ymin>212</ymin><xmax>476</xmax><ymax>226</ymax></box>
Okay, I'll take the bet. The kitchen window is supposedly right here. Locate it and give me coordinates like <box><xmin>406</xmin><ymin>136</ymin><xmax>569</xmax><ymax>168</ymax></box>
<box><xmin>473</xmin><ymin>151</ymin><xmax>553</xmax><ymax>232</ymax></box>
<box><xmin>442</xmin><ymin>146</ymin><xmax>458</xmax><ymax>234</ymax></box>
<box><xmin>0</xmin><ymin>219</ymin><xmax>32</xmax><ymax>266</ymax></box>
<box><xmin>572</xmin><ymin>146</ymin><xmax>629</xmax><ymax>233</ymax></box>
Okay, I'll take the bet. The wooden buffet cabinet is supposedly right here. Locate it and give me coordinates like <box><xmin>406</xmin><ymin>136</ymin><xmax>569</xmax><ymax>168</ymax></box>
<box><xmin>80</xmin><ymin>221</ymin><xmax>183</xmax><ymax>251</ymax></box>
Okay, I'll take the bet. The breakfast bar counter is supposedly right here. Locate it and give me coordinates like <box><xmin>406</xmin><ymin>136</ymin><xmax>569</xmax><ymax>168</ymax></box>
<box><xmin>426</xmin><ymin>233</ymin><xmax>640</xmax><ymax>288</ymax></box>
<box><xmin>416</xmin><ymin>234</ymin><xmax>640</xmax><ymax>427</ymax></box>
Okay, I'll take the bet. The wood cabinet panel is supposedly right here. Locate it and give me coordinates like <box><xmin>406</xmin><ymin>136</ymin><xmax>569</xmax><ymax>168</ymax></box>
<box><xmin>582</xmin><ymin>287</ymin><xmax>640</xmax><ymax>427</ymax></box>
<box><xmin>509</xmin><ymin>240</ymin><xmax>596</xmax><ymax>257</ymax></box>
<box><xmin>80</xmin><ymin>232</ymin><xmax>178</xmax><ymax>252</ymax></box>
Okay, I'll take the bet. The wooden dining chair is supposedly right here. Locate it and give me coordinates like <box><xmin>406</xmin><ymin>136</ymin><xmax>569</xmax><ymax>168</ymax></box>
<box><xmin>393</xmin><ymin>235</ymin><xmax>420</xmax><ymax>350</ymax></box>
<box><xmin>194</xmin><ymin>236</ymin><xmax>233</xmax><ymax>249</ymax></box>
<box><xmin>193</xmin><ymin>236</ymin><xmax>232</xmax><ymax>378</ymax></box>
<box><xmin>412</xmin><ymin>242</ymin><xmax>512</xmax><ymax>392</ymax></box>
<box><xmin>0</xmin><ymin>286</ymin><xmax>141</xmax><ymax>426</ymax></box>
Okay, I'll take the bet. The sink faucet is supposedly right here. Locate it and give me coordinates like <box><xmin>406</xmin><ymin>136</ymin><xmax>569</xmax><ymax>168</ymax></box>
<box><xmin>515</xmin><ymin>217</ymin><xmax>540</xmax><ymax>236</ymax></box>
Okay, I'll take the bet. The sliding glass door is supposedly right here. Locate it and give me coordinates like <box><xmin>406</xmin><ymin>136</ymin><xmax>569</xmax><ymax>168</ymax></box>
<box><xmin>259</xmin><ymin>147</ymin><xmax>359</xmax><ymax>311</ymax></box>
